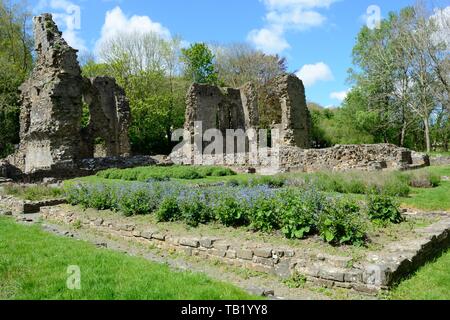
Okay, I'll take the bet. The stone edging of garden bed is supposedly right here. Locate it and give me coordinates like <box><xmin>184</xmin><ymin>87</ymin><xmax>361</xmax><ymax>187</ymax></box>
<box><xmin>40</xmin><ymin>205</ymin><xmax>450</xmax><ymax>295</ymax></box>
<box><xmin>0</xmin><ymin>195</ymin><xmax>66</xmax><ymax>214</ymax></box>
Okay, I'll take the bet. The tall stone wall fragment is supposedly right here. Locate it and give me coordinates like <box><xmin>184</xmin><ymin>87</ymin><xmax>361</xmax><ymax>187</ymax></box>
<box><xmin>274</xmin><ymin>74</ymin><xmax>311</xmax><ymax>149</ymax></box>
<box><xmin>1</xmin><ymin>14</ymin><xmax>132</xmax><ymax>179</ymax></box>
<box><xmin>17</xmin><ymin>14</ymin><xmax>83</xmax><ymax>173</ymax></box>
<box><xmin>82</xmin><ymin>77</ymin><xmax>131</xmax><ymax>158</ymax></box>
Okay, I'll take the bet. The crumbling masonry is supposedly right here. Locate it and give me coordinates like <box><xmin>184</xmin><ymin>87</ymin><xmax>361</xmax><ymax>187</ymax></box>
<box><xmin>2</xmin><ymin>14</ymin><xmax>131</xmax><ymax>177</ymax></box>
<box><xmin>171</xmin><ymin>73</ymin><xmax>429</xmax><ymax>172</ymax></box>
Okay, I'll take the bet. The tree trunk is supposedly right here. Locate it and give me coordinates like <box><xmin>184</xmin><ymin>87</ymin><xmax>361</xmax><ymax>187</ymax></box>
<box><xmin>423</xmin><ymin>117</ymin><xmax>431</xmax><ymax>152</ymax></box>
<box><xmin>400</xmin><ymin>120</ymin><xmax>407</xmax><ymax>147</ymax></box>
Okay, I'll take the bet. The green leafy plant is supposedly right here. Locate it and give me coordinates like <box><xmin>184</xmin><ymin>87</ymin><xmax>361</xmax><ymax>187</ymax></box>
<box><xmin>214</xmin><ymin>196</ymin><xmax>249</xmax><ymax>227</ymax></box>
<box><xmin>156</xmin><ymin>197</ymin><xmax>181</xmax><ymax>222</ymax></box>
<box><xmin>367</xmin><ymin>193</ymin><xmax>404</xmax><ymax>225</ymax></box>
<box><xmin>248</xmin><ymin>196</ymin><xmax>280</xmax><ymax>233</ymax></box>
<box><xmin>283</xmin><ymin>272</ymin><xmax>307</xmax><ymax>288</ymax></box>
<box><xmin>318</xmin><ymin>198</ymin><xmax>366</xmax><ymax>246</ymax></box>
<box><xmin>278</xmin><ymin>190</ymin><xmax>316</xmax><ymax>239</ymax></box>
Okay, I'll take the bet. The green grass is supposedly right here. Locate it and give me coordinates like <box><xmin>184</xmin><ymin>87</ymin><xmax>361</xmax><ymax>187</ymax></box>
<box><xmin>97</xmin><ymin>165</ymin><xmax>237</xmax><ymax>181</ymax></box>
<box><xmin>2</xmin><ymin>185</ymin><xmax>64</xmax><ymax>201</ymax></box>
<box><xmin>389</xmin><ymin>249</ymin><xmax>450</xmax><ymax>300</ymax></box>
<box><xmin>401</xmin><ymin>166</ymin><xmax>450</xmax><ymax>211</ymax></box>
<box><xmin>0</xmin><ymin>217</ymin><xmax>257</xmax><ymax>300</ymax></box>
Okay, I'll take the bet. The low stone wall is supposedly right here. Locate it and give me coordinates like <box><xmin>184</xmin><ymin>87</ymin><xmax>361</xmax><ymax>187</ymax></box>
<box><xmin>0</xmin><ymin>195</ymin><xmax>66</xmax><ymax>214</ymax></box>
<box><xmin>171</xmin><ymin>143</ymin><xmax>427</xmax><ymax>173</ymax></box>
<box><xmin>40</xmin><ymin>205</ymin><xmax>450</xmax><ymax>294</ymax></box>
<box><xmin>0</xmin><ymin>155</ymin><xmax>166</xmax><ymax>182</ymax></box>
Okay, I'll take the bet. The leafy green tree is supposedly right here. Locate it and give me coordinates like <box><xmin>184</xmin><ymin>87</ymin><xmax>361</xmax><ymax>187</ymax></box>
<box><xmin>0</xmin><ymin>0</ymin><xmax>33</xmax><ymax>157</ymax></box>
<box><xmin>181</xmin><ymin>43</ymin><xmax>218</xmax><ymax>84</ymax></box>
<box><xmin>90</xmin><ymin>32</ymin><xmax>188</xmax><ymax>155</ymax></box>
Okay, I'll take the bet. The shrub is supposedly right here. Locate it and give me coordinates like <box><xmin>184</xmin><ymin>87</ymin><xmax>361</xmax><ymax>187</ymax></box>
<box><xmin>317</xmin><ymin>198</ymin><xmax>366</xmax><ymax>246</ymax></box>
<box><xmin>156</xmin><ymin>197</ymin><xmax>181</xmax><ymax>222</ymax></box>
<box><xmin>278</xmin><ymin>189</ymin><xmax>318</xmax><ymax>239</ymax></box>
<box><xmin>249</xmin><ymin>176</ymin><xmax>286</xmax><ymax>188</ymax></box>
<box><xmin>213</xmin><ymin>195</ymin><xmax>249</xmax><ymax>227</ymax></box>
<box><xmin>343</xmin><ymin>178</ymin><xmax>366</xmax><ymax>194</ymax></box>
<box><xmin>117</xmin><ymin>184</ymin><xmax>160</xmax><ymax>216</ymax></box>
<box><xmin>248</xmin><ymin>196</ymin><xmax>280</xmax><ymax>233</ymax></box>
<box><xmin>408</xmin><ymin>171</ymin><xmax>441</xmax><ymax>188</ymax></box>
<box><xmin>178</xmin><ymin>190</ymin><xmax>212</xmax><ymax>227</ymax></box>
<box><xmin>84</xmin><ymin>184</ymin><xmax>115</xmax><ymax>210</ymax></box>
<box><xmin>367</xmin><ymin>194</ymin><xmax>403</xmax><ymax>225</ymax></box>
<box><xmin>382</xmin><ymin>179</ymin><xmax>410</xmax><ymax>197</ymax></box>
<box><xmin>65</xmin><ymin>183</ymin><xmax>91</xmax><ymax>208</ymax></box>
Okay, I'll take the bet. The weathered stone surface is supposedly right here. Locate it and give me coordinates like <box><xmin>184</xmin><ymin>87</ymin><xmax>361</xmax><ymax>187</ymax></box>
<box><xmin>1</xmin><ymin>14</ymin><xmax>132</xmax><ymax>180</ymax></box>
<box><xmin>273</xmin><ymin>74</ymin><xmax>311</xmax><ymax>148</ymax></box>
<box><xmin>13</xmin><ymin>14</ymin><xmax>83</xmax><ymax>174</ymax></box>
<box><xmin>179</xmin><ymin>238</ymin><xmax>200</xmax><ymax>248</ymax></box>
<box><xmin>254</xmin><ymin>248</ymin><xmax>273</xmax><ymax>258</ymax></box>
<box><xmin>226</xmin><ymin>250</ymin><xmax>237</xmax><ymax>259</ymax></box>
<box><xmin>236</xmin><ymin>249</ymin><xmax>254</xmax><ymax>260</ymax></box>
<box><xmin>81</xmin><ymin>77</ymin><xmax>131</xmax><ymax>158</ymax></box>
<box><xmin>152</xmin><ymin>233</ymin><xmax>166</xmax><ymax>241</ymax></box>
<box><xmin>199</xmin><ymin>238</ymin><xmax>216</xmax><ymax>249</ymax></box>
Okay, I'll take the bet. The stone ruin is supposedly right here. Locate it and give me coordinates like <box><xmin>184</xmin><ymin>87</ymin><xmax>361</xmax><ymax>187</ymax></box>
<box><xmin>183</xmin><ymin>74</ymin><xmax>311</xmax><ymax>150</ymax></box>
<box><xmin>171</xmin><ymin>74</ymin><xmax>429</xmax><ymax>173</ymax></box>
<box><xmin>0</xmin><ymin>14</ymin><xmax>155</xmax><ymax>180</ymax></box>
<box><xmin>0</xmin><ymin>14</ymin><xmax>429</xmax><ymax>179</ymax></box>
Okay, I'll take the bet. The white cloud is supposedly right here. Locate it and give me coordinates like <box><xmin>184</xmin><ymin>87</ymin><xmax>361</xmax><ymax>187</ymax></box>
<box><xmin>266</xmin><ymin>8</ymin><xmax>326</xmax><ymax>31</ymax></box>
<box><xmin>247</xmin><ymin>27</ymin><xmax>290</xmax><ymax>54</ymax></box>
<box><xmin>248</xmin><ymin>0</ymin><xmax>338</xmax><ymax>53</ymax></box>
<box><xmin>263</xmin><ymin>0</ymin><xmax>336</xmax><ymax>10</ymax></box>
<box><xmin>330</xmin><ymin>89</ymin><xmax>350</xmax><ymax>101</ymax></box>
<box><xmin>36</xmin><ymin>0</ymin><xmax>87</xmax><ymax>51</ymax></box>
<box><xmin>94</xmin><ymin>6</ymin><xmax>171</xmax><ymax>55</ymax></box>
<box><xmin>295</xmin><ymin>62</ymin><xmax>333</xmax><ymax>87</ymax></box>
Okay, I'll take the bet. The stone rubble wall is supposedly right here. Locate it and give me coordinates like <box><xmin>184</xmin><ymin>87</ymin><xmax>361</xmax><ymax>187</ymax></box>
<box><xmin>170</xmin><ymin>143</ymin><xmax>426</xmax><ymax>172</ymax></box>
<box><xmin>0</xmin><ymin>195</ymin><xmax>66</xmax><ymax>214</ymax></box>
<box><xmin>1</xmin><ymin>14</ymin><xmax>132</xmax><ymax>180</ymax></box>
<box><xmin>40</xmin><ymin>205</ymin><xmax>450</xmax><ymax>294</ymax></box>
<box><xmin>81</xmin><ymin>77</ymin><xmax>131</xmax><ymax>158</ymax></box>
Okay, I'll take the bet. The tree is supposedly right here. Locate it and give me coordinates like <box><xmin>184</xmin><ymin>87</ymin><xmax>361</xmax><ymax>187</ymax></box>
<box><xmin>212</xmin><ymin>43</ymin><xmax>288</xmax><ymax>128</ymax></box>
<box><xmin>347</xmin><ymin>2</ymin><xmax>449</xmax><ymax>152</ymax></box>
<box><xmin>213</xmin><ymin>43</ymin><xmax>287</xmax><ymax>87</ymax></box>
<box><xmin>181</xmin><ymin>43</ymin><xmax>218</xmax><ymax>84</ymax></box>
<box><xmin>90</xmin><ymin>31</ymin><xmax>188</xmax><ymax>154</ymax></box>
<box><xmin>0</xmin><ymin>0</ymin><xmax>33</xmax><ymax>157</ymax></box>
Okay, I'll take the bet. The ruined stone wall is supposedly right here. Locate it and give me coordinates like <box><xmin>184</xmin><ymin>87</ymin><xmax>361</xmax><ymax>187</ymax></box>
<box><xmin>184</xmin><ymin>74</ymin><xmax>311</xmax><ymax>152</ymax></box>
<box><xmin>16</xmin><ymin>14</ymin><xmax>83</xmax><ymax>173</ymax></box>
<box><xmin>2</xmin><ymin>14</ymin><xmax>132</xmax><ymax>179</ymax></box>
<box><xmin>82</xmin><ymin>77</ymin><xmax>131</xmax><ymax>158</ymax></box>
<box><xmin>273</xmin><ymin>74</ymin><xmax>311</xmax><ymax>149</ymax></box>
<box><xmin>185</xmin><ymin>83</ymin><xmax>258</xmax><ymax>135</ymax></box>
<box><xmin>170</xmin><ymin>144</ymin><xmax>423</xmax><ymax>173</ymax></box>
<box><xmin>277</xmin><ymin>144</ymin><xmax>414</xmax><ymax>172</ymax></box>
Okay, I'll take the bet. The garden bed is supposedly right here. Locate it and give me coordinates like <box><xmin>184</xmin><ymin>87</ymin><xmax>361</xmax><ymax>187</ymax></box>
<box><xmin>40</xmin><ymin>203</ymin><xmax>449</xmax><ymax>294</ymax></box>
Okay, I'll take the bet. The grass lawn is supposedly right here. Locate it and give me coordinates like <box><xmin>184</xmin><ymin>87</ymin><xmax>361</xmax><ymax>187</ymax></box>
<box><xmin>0</xmin><ymin>217</ymin><xmax>257</xmax><ymax>300</ymax></box>
<box><xmin>401</xmin><ymin>166</ymin><xmax>450</xmax><ymax>211</ymax></box>
<box><xmin>388</xmin><ymin>249</ymin><xmax>450</xmax><ymax>300</ymax></box>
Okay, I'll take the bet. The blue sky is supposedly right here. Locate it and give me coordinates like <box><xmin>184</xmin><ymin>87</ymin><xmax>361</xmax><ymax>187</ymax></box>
<box><xmin>29</xmin><ymin>0</ymin><xmax>447</xmax><ymax>107</ymax></box>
